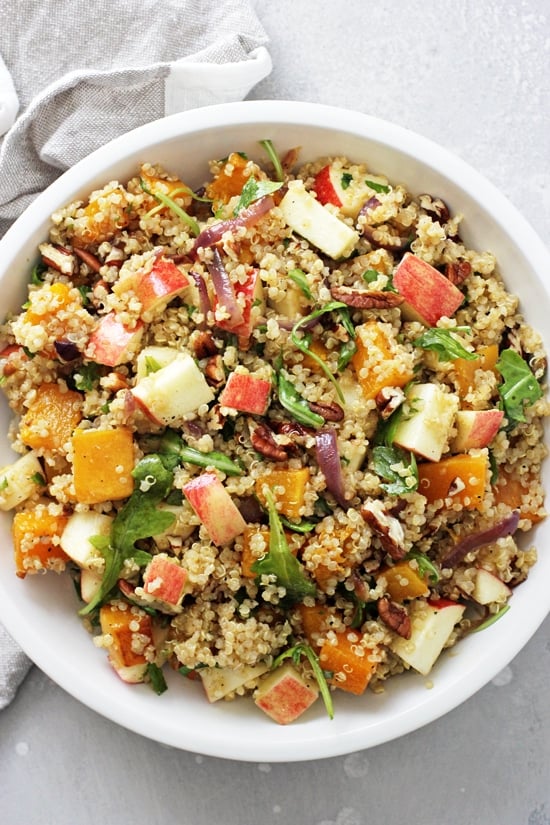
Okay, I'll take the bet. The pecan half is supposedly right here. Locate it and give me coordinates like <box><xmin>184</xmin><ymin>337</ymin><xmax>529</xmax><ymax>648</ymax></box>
<box><xmin>74</xmin><ymin>247</ymin><xmax>102</xmax><ymax>273</ymax></box>
<box><xmin>445</xmin><ymin>260</ymin><xmax>471</xmax><ymax>286</ymax></box>
<box><xmin>361</xmin><ymin>225</ymin><xmax>411</xmax><ymax>252</ymax></box>
<box><xmin>330</xmin><ymin>286</ymin><xmax>404</xmax><ymax>309</ymax></box>
<box><xmin>361</xmin><ymin>500</ymin><xmax>407</xmax><ymax>560</ymax></box>
<box><xmin>191</xmin><ymin>330</ymin><xmax>218</xmax><ymax>359</ymax></box>
<box><xmin>39</xmin><ymin>242</ymin><xmax>75</xmax><ymax>276</ymax></box>
<box><xmin>281</xmin><ymin>146</ymin><xmax>300</xmax><ymax>174</ymax></box>
<box><xmin>374</xmin><ymin>386</ymin><xmax>406</xmax><ymax>420</ymax></box>
<box><xmin>308</xmin><ymin>400</ymin><xmax>344</xmax><ymax>422</ymax></box>
<box><xmin>418</xmin><ymin>194</ymin><xmax>451</xmax><ymax>223</ymax></box>
<box><xmin>249</xmin><ymin>421</ymin><xmax>289</xmax><ymax>462</ymax></box>
<box><xmin>101</xmin><ymin>371</ymin><xmax>129</xmax><ymax>392</ymax></box>
<box><xmin>204</xmin><ymin>355</ymin><xmax>225</xmax><ymax>387</ymax></box>
<box><xmin>378</xmin><ymin>597</ymin><xmax>411</xmax><ymax>639</ymax></box>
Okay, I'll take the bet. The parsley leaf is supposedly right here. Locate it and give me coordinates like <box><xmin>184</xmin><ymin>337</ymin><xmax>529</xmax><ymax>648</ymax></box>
<box><xmin>234</xmin><ymin>177</ymin><xmax>284</xmax><ymax>214</ymax></box>
<box><xmin>252</xmin><ymin>487</ymin><xmax>316</xmax><ymax>604</ymax></box>
<box><xmin>340</xmin><ymin>172</ymin><xmax>353</xmax><ymax>190</ymax></box>
<box><xmin>372</xmin><ymin>445</ymin><xmax>418</xmax><ymax>495</ymax></box>
<box><xmin>496</xmin><ymin>348</ymin><xmax>543</xmax><ymax>424</ymax></box>
<box><xmin>413</xmin><ymin>327</ymin><xmax>477</xmax><ymax>362</ymax></box>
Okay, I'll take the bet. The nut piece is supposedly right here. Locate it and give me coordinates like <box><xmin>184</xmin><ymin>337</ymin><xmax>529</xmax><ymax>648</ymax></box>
<box><xmin>191</xmin><ymin>330</ymin><xmax>218</xmax><ymax>360</ymax></box>
<box><xmin>249</xmin><ymin>421</ymin><xmax>289</xmax><ymax>462</ymax></box>
<box><xmin>330</xmin><ymin>286</ymin><xmax>404</xmax><ymax>309</ymax></box>
<box><xmin>374</xmin><ymin>386</ymin><xmax>406</xmax><ymax>420</ymax></box>
<box><xmin>308</xmin><ymin>400</ymin><xmax>344</xmax><ymax>422</ymax></box>
<box><xmin>361</xmin><ymin>499</ymin><xmax>407</xmax><ymax>560</ymax></box>
<box><xmin>418</xmin><ymin>194</ymin><xmax>451</xmax><ymax>223</ymax></box>
<box><xmin>204</xmin><ymin>355</ymin><xmax>225</xmax><ymax>387</ymax></box>
<box><xmin>39</xmin><ymin>243</ymin><xmax>75</xmax><ymax>276</ymax></box>
<box><xmin>378</xmin><ymin>597</ymin><xmax>411</xmax><ymax>639</ymax></box>
<box><xmin>445</xmin><ymin>261</ymin><xmax>471</xmax><ymax>286</ymax></box>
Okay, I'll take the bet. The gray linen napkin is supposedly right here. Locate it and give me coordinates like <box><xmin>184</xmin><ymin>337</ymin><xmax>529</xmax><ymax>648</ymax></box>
<box><xmin>0</xmin><ymin>0</ymin><xmax>271</xmax><ymax>709</ymax></box>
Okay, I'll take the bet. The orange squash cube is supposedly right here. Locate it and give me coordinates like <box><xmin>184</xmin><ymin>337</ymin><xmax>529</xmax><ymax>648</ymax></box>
<box><xmin>418</xmin><ymin>452</ymin><xmax>488</xmax><ymax>510</ymax></box>
<box><xmin>206</xmin><ymin>152</ymin><xmax>251</xmax><ymax>207</ymax></box>
<box><xmin>99</xmin><ymin>601</ymin><xmax>153</xmax><ymax>683</ymax></box>
<box><xmin>352</xmin><ymin>321</ymin><xmax>414</xmax><ymax>401</ymax></box>
<box><xmin>378</xmin><ymin>560</ymin><xmax>430</xmax><ymax>602</ymax></box>
<box><xmin>255</xmin><ymin>467</ymin><xmax>310</xmax><ymax>521</ymax></box>
<box><xmin>453</xmin><ymin>344</ymin><xmax>499</xmax><ymax>399</ymax></box>
<box><xmin>319</xmin><ymin>631</ymin><xmax>377</xmax><ymax>695</ymax></box>
<box><xmin>72</xmin><ymin>427</ymin><xmax>135</xmax><ymax>503</ymax></box>
<box><xmin>12</xmin><ymin>506</ymin><xmax>69</xmax><ymax>577</ymax></box>
<box><xmin>20</xmin><ymin>383</ymin><xmax>82</xmax><ymax>452</ymax></box>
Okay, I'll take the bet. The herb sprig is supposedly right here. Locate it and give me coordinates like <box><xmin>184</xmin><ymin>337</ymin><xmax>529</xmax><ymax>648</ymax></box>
<box><xmin>496</xmin><ymin>348</ymin><xmax>543</xmax><ymax>424</ymax></box>
<box><xmin>272</xmin><ymin>642</ymin><xmax>334</xmax><ymax>720</ymax></box>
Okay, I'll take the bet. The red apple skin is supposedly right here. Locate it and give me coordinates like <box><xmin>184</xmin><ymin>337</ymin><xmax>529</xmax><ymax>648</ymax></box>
<box><xmin>452</xmin><ymin>409</ymin><xmax>504</xmax><ymax>451</ymax></box>
<box><xmin>214</xmin><ymin>269</ymin><xmax>261</xmax><ymax>346</ymax></box>
<box><xmin>182</xmin><ymin>472</ymin><xmax>246</xmax><ymax>546</ymax></box>
<box><xmin>143</xmin><ymin>556</ymin><xmax>187</xmax><ymax>606</ymax></box>
<box><xmin>136</xmin><ymin>257</ymin><xmax>189</xmax><ymax>313</ymax></box>
<box><xmin>427</xmin><ymin>597</ymin><xmax>459</xmax><ymax>610</ymax></box>
<box><xmin>393</xmin><ymin>253</ymin><xmax>464</xmax><ymax>326</ymax></box>
<box><xmin>255</xmin><ymin>666</ymin><xmax>318</xmax><ymax>725</ymax></box>
<box><xmin>85</xmin><ymin>312</ymin><xmax>144</xmax><ymax>366</ymax></box>
<box><xmin>313</xmin><ymin>164</ymin><xmax>343</xmax><ymax>208</ymax></box>
<box><xmin>219</xmin><ymin>373</ymin><xmax>271</xmax><ymax>415</ymax></box>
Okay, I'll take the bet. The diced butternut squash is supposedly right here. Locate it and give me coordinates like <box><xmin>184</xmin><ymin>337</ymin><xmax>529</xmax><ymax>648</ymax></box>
<box><xmin>306</xmin><ymin>525</ymin><xmax>354</xmax><ymax>589</ymax></box>
<box><xmin>205</xmin><ymin>152</ymin><xmax>251</xmax><ymax>207</ymax></box>
<box><xmin>72</xmin><ymin>427</ymin><xmax>135</xmax><ymax>504</ymax></box>
<box><xmin>352</xmin><ymin>321</ymin><xmax>414</xmax><ymax>401</ymax></box>
<box><xmin>20</xmin><ymin>383</ymin><xmax>82</xmax><ymax>452</ymax></box>
<box><xmin>492</xmin><ymin>469</ymin><xmax>545</xmax><ymax>524</ymax></box>
<box><xmin>73</xmin><ymin>186</ymin><xmax>131</xmax><ymax>246</ymax></box>
<box><xmin>453</xmin><ymin>344</ymin><xmax>499</xmax><ymax>398</ymax></box>
<box><xmin>240</xmin><ymin>526</ymin><xmax>270</xmax><ymax>578</ymax></box>
<box><xmin>23</xmin><ymin>282</ymin><xmax>73</xmax><ymax>325</ymax></box>
<box><xmin>140</xmin><ymin>171</ymin><xmax>192</xmax><ymax>208</ymax></box>
<box><xmin>255</xmin><ymin>467</ymin><xmax>310</xmax><ymax>521</ymax></box>
<box><xmin>99</xmin><ymin>601</ymin><xmax>153</xmax><ymax>683</ymax></box>
<box><xmin>12</xmin><ymin>506</ymin><xmax>69</xmax><ymax>578</ymax></box>
<box><xmin>418</xmin><ymin>452</ymin><xmax>488</xmax><ymax>510</ymax></box>
<box><xmin>296</xmin><ymin>602</ymin><xmax>336</xmax><ymax>648</ymax></box>
<box><xmin>319</xmin><ymin>631</ymin><xmax>377</xmax><ymax>695</ymax></box>
<box><xmin>378</xmin><ymin>560</ymin><xmax>430</xmax><ymax>602</ymax></box>
<box><xmin>301</xmin><ymin>338</ymin><xmax>329</xmax><ymax>374</ymax></box>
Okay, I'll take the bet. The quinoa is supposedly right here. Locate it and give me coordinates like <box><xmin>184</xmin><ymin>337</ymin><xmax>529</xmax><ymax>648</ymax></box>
<box><xmin>0</xmin><ymin>143</ymin><xmax>547</xmax><ymax>724</ymax></box>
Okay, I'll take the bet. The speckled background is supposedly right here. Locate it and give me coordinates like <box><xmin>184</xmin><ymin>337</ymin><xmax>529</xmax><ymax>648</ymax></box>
<box><xmin>1</xmin><ymin>1</ymin><xmax>549</xmax><ymax>823</ymax></box>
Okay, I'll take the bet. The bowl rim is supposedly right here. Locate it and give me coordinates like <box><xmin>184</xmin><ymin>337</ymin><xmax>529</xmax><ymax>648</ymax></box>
<box><xmin>1</xmin><ymin>99</ymin><xmax>549</xmax><ymax>762</ymax></box>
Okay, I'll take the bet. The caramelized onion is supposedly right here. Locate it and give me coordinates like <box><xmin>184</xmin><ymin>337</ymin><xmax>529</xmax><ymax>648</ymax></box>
<box><xmin>207</xmin><ymin>248</ymin><xmax>243</xmax><ymax>327</ymax></box>
<box><xmin>441</xmin><ymin>511</ymin><xmax>520</xmax><ymax>569</ymax></box>
<box><xmin>315</xmin><ymin>427</ymin><xmax>349</xmax><ymax>509</ymax></box>
<box><xmin>191</xmin><ymin>195</ymin><xmax>275</xmax><ymax>258</ymax></box>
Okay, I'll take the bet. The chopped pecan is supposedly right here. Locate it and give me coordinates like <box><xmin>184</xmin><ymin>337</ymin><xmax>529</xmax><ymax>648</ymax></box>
<box><xmin>308</xmin><ymin>400</ymin><xmax>344</xmax><ymax>422</ymax></box>
<box><xmin>375</xmin><ymin>386</ymin><xmax>406</xmax><ymax>420</ymax></box>
<box><xmin>281</xmin><ymin>146</ymin><xmax>300</xmax><ymax>174</ymax></box>
<box><xmin>73</xmin><ymin>247</ymin><xmax>102</xmax><ymax>273</ymax></box>
<box><xmin>418</xmin><ymin>194</ymin><xmax>451</xmax><ymax>223</ymax></box>
<box><xmin>204</xmin><ymin>355</ymin><xmax>225</xmax><ymax>387</ymax></box>
<box><xmin>330</xmin><ymin>286</ymin><xmax>404</xmax><ymax>309</ymax></box>
<box><xmin>39</xmin><ymin>242</ymin><xmax>75</xmax><ymax>276</ymax></box>
<box><xmin>274</xmin><ymin>420</ymin><xmax>313</xmax><ymax>438</ymax></box>
<box><xmin>191</xmin><ymin>330</ymin><xmax>218</xmax><ymax>359</ymax></box>
<box><xmin>445</xmin><ymin>260</ymin><xmax>471</xmax><ymax>286</ymax></box>
<box><xmin>528</xmin><ymin>352</ymin><xmax>547</xmax><ymax>381</ymax></box>
<box><xmin>361</xmin><ymin>224</ymin><xmax>410</xmax><ymax>252</ymax></box>
<box><xmin>361</xmin><ymin>500</ymin><xmax>407</xmax><ymax>560</ymax></box>
<box><xmin>101</xmin><ymin>371</ymin><xmax>129</xmax><ymax>392</ymax></box>
<box><xmin>249</xmin><ymin>421</ymin><xmax>289</xmax><ymax>462</ymax></box>
<box><xmin>378</xmin><ymin>597</ymin><xmax>411</xmax><ymax>638</ymax></box>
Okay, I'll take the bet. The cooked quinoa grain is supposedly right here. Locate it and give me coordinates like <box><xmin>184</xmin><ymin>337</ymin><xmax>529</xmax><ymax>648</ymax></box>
<box><xmin>0</xmin><ymin>143</ymin><xmax>547</xmax><ymax>724</ymax></box>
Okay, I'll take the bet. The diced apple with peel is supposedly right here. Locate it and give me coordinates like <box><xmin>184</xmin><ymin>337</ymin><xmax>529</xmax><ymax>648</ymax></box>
<box><xmin>99</xmin><ymin>601</ymin><xmax>153</xmax><ymax>683</ymax></box>
<box><xmin>132</xmin><ymin>351</ymin><xmax>214</xmax><ymax>426</ymax></box>
<box><xmin>141</xmin><ymin>554</ymin><xmax>188</xmax><ymax>610</ymax></box>
<box><xmin>80</xmin><ymin>568</ymin><xmax>103</xmax><ymax>604</ymax></box>
<box><xmin>135</xmin><ymin>345</ymin><xmax>179</xmax><ymax>380</ymax></box>
<box><xmin>279</xmin><ymin>180</ymin><xmax>359</xmax><ymax>259</ymax></box>
<box><xmin>390</xmin><ymin>598</ymin><xmax>465</xmax><ymax>676</ymax></box>
<box><xmin>135</xmin><ymin>256</ymin><xmax>189</xmax><ymax>315</ymax></box>
<box><xmin>182</xmin><ymin>472</ymin><xmax>246</xmax><ymax>546</ymax></box>
<box><xmin>451</xmin><ymin>409</ymin><xmax>504</xmax><ymax>452</ymax></box>
<box><xmin>393</xmin><ymin>383</ymin><xmax>459</xmax><ymax>462</ymax></box>
<box><xmin>393</xmin><ymin>253</ymin><xmax>464</xmax><ymax>326</ymax></box>
<box><xmin>85</xmin><ymin>312</ymin><xmax>144</xmax><ymax>367</ymax></box>
<box><xmin>219</xmin><ymin>372</ymin><xmax>272</xmax><ymax>415</ymax></box>
<box><xmin>314</xmin><ymin>164</ymin><xmax>378</xmax><ymax>218</ymax></box>
<box><xmin>60</xmin><ymin>510</ymin><xmax>113</xmax><ymax>570</ymax></box>
<box><xmin>254</xmin><ymin>662</ymin><xmax>319</xmax><ymax>725</ymax></box>
<box><xmin>472</xmin><ymin>568</ymin><xmax>512</xmax><ymax>605</ymax></box>
<box><xmin>200</xmin><ymin>661</ymin><xmax>271</xmax><ymax>702</ymax></box>
<box><xmin>0</xmin><ymin>451</ymin><xmax>45</xmax><ymax>511</ymax></box>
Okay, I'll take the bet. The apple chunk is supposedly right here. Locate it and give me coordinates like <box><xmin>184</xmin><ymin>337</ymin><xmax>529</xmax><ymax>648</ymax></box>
<box><xmin>219</xmin><ymin>372</ymin><xmax>272</xmax><ymax>415</ymax></box>
<box><xmin>85</xmin><ymin>311</ymin><xmax>144</xmax><ymax>367</ymax></box>
<box><xmin>392</xmin><ymin>383</ymin><xmax>459</xmax><ymax>462</ymax></box>
<box><xmin>135</xmin><ymin>256</ymin><xmax>189</xmax><ymax>315</ymax></box>
<box><xmin>451</xmin><ymin>409</ymin><xmax>504</xmax><ymax>452</ymax></box>
<box><xmin>132</xmin><ymin>351</ymin><xmax>214</xmax><ymax>426</ymax></box>
<box><xmin>214</xmin><ymin>268</ymin><xmax>264</xmax><ymax>347</ymax></box>
<box><xmin>393</xmin><ymin>253</ymin><xmax>464</xmax><ymax>326</ymax></box>
<box><xmin>200</xmin><ymin>662</ymin><xmax>271</xmax><ymax>702</ymax></box>
<box><xmin>182</xmin><ymin>472</ymin><xmax>246</xmax><ymax>546</ymax></box>
<box><xmin>254</xmin><ymin>662</ymin><xmax>319</xmax><ymax>724</ymax></box>
<box><xmin>141</xmin><ymin>554</ymin><xmax>188</xmax><ymax>610</ymax></box>
<box><xmin>60</xmin><ymin>510</ymin><xmax>113</xmax><ymax>570</ymax></box>
<box><xmin>472</xmin><ymin>568</ymin><xmax>511</xmax><ymax>605</ymax></box>
<box><xmin>314</xmin><ymin>164</ymin><xmax>380</xmax><ymax>218</ymax></box>
<box><xmin>390</xmin><ymin>598</ymin><xmax>465</xmax><ymax>675</ymax></box>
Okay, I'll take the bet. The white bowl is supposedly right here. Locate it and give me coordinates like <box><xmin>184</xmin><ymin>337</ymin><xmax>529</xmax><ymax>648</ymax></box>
<box><xmin>1</xmin><ymin>100</ymin><xmax>549</xmax><ymax>762</ymax></box>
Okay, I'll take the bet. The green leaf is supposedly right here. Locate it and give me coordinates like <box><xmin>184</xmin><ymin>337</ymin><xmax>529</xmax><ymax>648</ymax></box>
<box><xmin>496</xmin><ymin>348</ymin><xmax>543</xmax><ymax>424</ymax></box>
<box><xmin>372</xmin><ymin>445</ymin><xmax>418</xmax><ymax>495</ymax></box>
<box><xmin>74</xmin><ymin>362</ymin><xmax>100</xmax><ymax>392</ymax></box>
<box><xmin>252</xmin><ymin>488</ymin><xmax>316</xmax><ymax>604</ymax></box>
<box><xmin>337</xmin><ymin>338</ymin><xmax>357</xmax><ymax>372</ymax></box>
<box><xmin>340</xmin><ymin>172</ymin><xmax>353</xmax><ymax>190</ymax></box>
<box><xmin>139</xmin><ymin>177</ymin><xmax>200</xmax><ymax>236</ymax></box>
<box><xmin>365</xmin><ymin>179</ymin><xmax>390</xmax><ymax>194</ymax></box>
<box><xmin>274</xmin><ymin>369</ymin><xmax>324</xmax><ymax>429</ymax></box>
<box><xmin>272</xmin><ymin>642</ymin><xmax>334</xmax><ymax>720</ymax></box>
<box><xmin>288</xmin><ymin>268</ymin><xmax>312</xmax><ymax>299</ymax></box>
<box><xmin>259</xmin><ymin>139</ymin><xmax>285</xmax><ymax>182</ymax></box>
<box><xmin>406</xmin><ymin>550</ymin><xmax>439</xmax><ymax>583</ymax></box>
<box><xmin>362</xmin><ymin>269</ymin><xmax>379</xmax><ymax>284</ymax></box>
<box><xmin>413</xmin><ymin>327</ymin><xmax>477</xmax><ymax>362</ymax></box>
<box><xmin>146</xmin><ymin>663</ymin><xmax>168</xmax><ymax>695</ymax></box>
<box><xmin>473</xmin><ymin>604</ymin><xmax>510</xmax><ymax>632</ymax></box>
<box><xmin>154</xmin><ymin>429</ymin><xmax>243</xmax><ymax>476</ymax></box>
<box><xmin>144</xmin><ymin>355</ymin><xmax>162</xmax><ymax>374</ymax></box>
<box><xmin>280</xmin><ymin>515</ymin><xmax>319</xmax><ymax>534</ymax></box>
<box><xmin>234</xmin><ymin>177</ymin><xmax>284</xmax><ymax>214</ymax></box>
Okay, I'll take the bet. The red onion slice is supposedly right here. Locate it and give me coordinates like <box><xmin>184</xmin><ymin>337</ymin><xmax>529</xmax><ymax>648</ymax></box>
<box><xmin>315</xmin><ymin>427</ymin><xmax>349</xmax><ymax>509</ymax></box>
<box><xmin>441</xmin><ymin>510</ymin><xmax>520</xmax><ymax>569</ymax></box>
<box><xmin>189</xmin><ymin>270</ymin><xmax>211</xmax><ymax>317</ymax></box>
<box><xmin>191</xmin><ymin>195</ymin><xmax>275</xmax><ymax>258</ymax></box>
<box><xmin>207</xmin><ymin>248</ymin><xmax>243</xmax><ymax>328</ymax></box>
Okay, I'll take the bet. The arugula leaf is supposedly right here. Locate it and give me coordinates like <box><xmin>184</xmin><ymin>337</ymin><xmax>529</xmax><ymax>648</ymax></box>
<box><xmin>473</xmin><ymin>604</ymin><xmax>510</xmax><ymax>632</ymax></box>
<box><xmin>413</xmin><ymin>327</ymin><xmax>477</xmax><ymax>362</ymax></box>
<box><xmin>280</xmin><ymin>515</ymin><xmax>319</xmax><ymax>534</ymax></box>
<box><xmin>406</xmin><ymin>550</ymin><xmax>439</xmax><ymax>583</ymax></box>
<box><xmin>288</xmin><ymin>268</ymin><xmax>312</xmax><ymax>299</ymax></box>
<box><xmin>372</xmin><ymin>445</ymin><xmax>418</xmax><ymax>495</ymax></box>
<box><xmin>496</xmin><ymin>348</ymin><xmax>543</xmax><ymax>424</ymax></box>
<box><xmin>340</xmin><ymin>172</ymin><xmax>353</xmax><ymax>190</ymax></box>
<box><xmin>259</xmin><ymin>139</ymin><xmax>285</xmax><ymax>182</ymax></box>
<box><xmin>79</xmin><ymin>455</ymin><xmax>176</xmax><ymax>616</ymax></box>
<box><xmin>153</xmin><ymin>429</ymin><xmax>243</xmax><ymax>476</ymax></box>
<box><xmin>234</xmin><ymin>177</ymin><xmax>284</xmax><ymax>214</ymax></box>
<box><xmin>365</xmin><ymin>179</ymin><xmax>390</xmax><ymax>194</ymax></box>
<box><xmin>337</xmin><ymin>338</ymin><xmax>357</xmax><ymax>372</ymax></box>
<box><xmin>139</xmin><ymin>177</ymin><xmax>200</xmax><ymax>236</ymax></box>
<box><xmin>274</xmin><ymin>369</ymin><xmax>324</xmax><ymax>428</ymax></box>
<box><xmin>146</xmin><ymin>663</ymin><xmax>168</xmax><ymax>695</ymax></box>
<box><xmin>272</xmin><ymin>642</ymin><xmax>334</xmax><ymax>720</ymax></box>
<box><xmin>252</xmin><ymin>487</ymin><xmax>316</xmax><ymax>604</ymax></box>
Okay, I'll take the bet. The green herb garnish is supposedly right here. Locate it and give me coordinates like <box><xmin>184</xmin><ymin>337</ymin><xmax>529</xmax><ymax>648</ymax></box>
<box><xmin>496</xmin><ymin>348</ymin><xmax>543</xmax><ymax>424</ymax></box>
<box><xmin>272</xmin><ymin>642</ymin><xmax>333</xmax><ymax>720</ymax></box>
<box><xmin>259</xmin><ymin>139</ymin><xmax>285</xmax><ymax>182</ymax></box>
<box><xmin>31</xmin><ymin>472</ymin><xmax>46</xmax><ymax>487</ymax></box>
<box><xmin>280</xmin><ymin>515</ymin><xmax>319</xmax><ymax>534</ymax></box>
<box><xmin>74</xmin><ymin>362</ymin><xmax>100</xmax><ymax>392</ymax></box>
<box><xmin>372</xmin><ymin>445</ymin><xmax>418</xmax><ymax>495</ymax></box>
<box><xmin>365</xmin><ymin>179</ymin><xmax>390</xmax><ymax>194</ymax></box>
<box><xmin>31</xmin><ymin>262</ymin><xmax>46</xmax><ymax>285</ymax></box>
<box><xmin>274</xmin><ymin>369</ymin><xmax>324</xmax><ymax>429</ymax></box>
<box><xmin>146</xmin><ymin>663</ymin><xmax>168</xmax><ymax>695</ymax></box>
<box><xmin>406</xmin><ymin>550</ymin><xmax>439</xmax><ymax>583</ymax></box>
<box><xmin>288</xmin><ymin>268</ymin><xmax>312</xmax><ymax>299</ymax></box>
<box><xmin>140</xmin><ymin>178</ymin><xmax>200</xmax><ymax>236</ymax></box>
<box><xmin>252</xmin><ymin>488</ymin><xmax>316</xmax><ymax>604</ymax></box>
<box><xmin>154</xmin><ymin>429</ymin><xmax>243</xmax><ymax>477</ymax></box>
<box><xmin>234</xmin><ymin>176</ymin><xmax>284</xmax><ymax>214</ymax></box>
<box><xmin>144</xmin><ymin>355</ymin><xmax>162</xmax><ymax>374</ymax></box>
<box><xmin>413</xmin><ymin>327</ymin><xmax>477</xmax><ymax>362</ymax></box>
<box><xmin>79</xmin><ymin>455</ymin><xmax>176</xmax><ymax>615</ymax></box>
<box><xmin>340</xmin><ymin>172</ymin><xmax>353</xmax><ymax>190</ymax></box>
<box><xmin>337</xmin><ymin>338</ymin><xmax>357</xmax><ymax>372</ymax></box>
<box><xmin>473</xmin><ymin>604</ymin><xmax>511</xmax><ymax>632</ymax></box>
<box><xmin>362</xmin><ymin>269</ymin><xmax>379</xmax><ymax>284</ymax></box>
